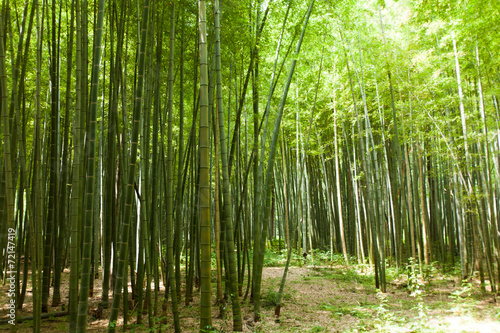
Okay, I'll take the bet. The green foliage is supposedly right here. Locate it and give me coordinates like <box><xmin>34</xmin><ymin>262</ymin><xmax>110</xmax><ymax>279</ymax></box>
<box><xmin>312</xmin><ymin>249</ymin><xmax>332</xmax><ymax>264</ymax></box>
<box><xmin>406</xmin><ymin>258</ymin><xmax>428</xmax><ymax>328</ymax></box>
<box><xmin>495</xmin><ymin>307</ymin><xmax>500</xmax><ymax>321</ymax></box>
<box><xmin>311</xmin><ymin>250</ymin><xmax>355</xmax><ymax>266</ymax></box>
<box><xmin>200</xmin><ymin>325</ymin><xmax>218</xmax><ymax>333</ymax></box>
<box><xmin>449</xmin><ymin>280</ymin><xmax>475</xmax><ymax>315</ymax></box>
<box><xmin>422</xmin><ymin>261</ymin><xmax>438</xmax><ymax>284</ymax></box>
<box><xmin>374</xmin><ymin>289</ymin><xmax>395</xmax><ymax>331</ymax></box>
<box><xmin>309</xmin><ymin>326</ymin><xmax>327</xmax><ymax>332</ymax></box>
<box><xmin>263</xmin><ymin>249</ymin><xmax>302</xmax><ymax>267</ymax></box>
<box><xmin>384</xmin><ymin>264</ymin><xmax>403</xmax><ymax>283</ymax></box>
<box><xmin>262</xmin><ymin>289</ymin><xmax>292</xmax><ymax>307</ymax></box>
<box><xmin>331</xmin><ymin>268</ymin><xmax>375</xmax><ymax>286</ymax></box>
<box><xmin>406</xmin><ymin>257</ymin><xmax>424</xmax><ymax>296</ymax></box>
<box><xmin>268</xmin><ymin>238</ymin><xmax>286</xmax><ymax>252</ymax></box>
<box><xmin>319</xmin><ymin>303</ymin><xmax>367</xmax><ymax>319</ymax></box>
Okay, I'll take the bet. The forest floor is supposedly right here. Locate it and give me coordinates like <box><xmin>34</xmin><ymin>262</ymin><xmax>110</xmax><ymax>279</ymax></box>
<box><xmin>1</xmin><ymin>252</ymin><xmax>500</xmax><ymax>332</ymax></box>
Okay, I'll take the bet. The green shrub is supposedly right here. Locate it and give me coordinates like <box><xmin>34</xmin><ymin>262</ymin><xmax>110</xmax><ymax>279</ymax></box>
<box><xmin>262</xmin><ymin>290</ymin><xmax>291</xmax><ymax>307</ymax></box>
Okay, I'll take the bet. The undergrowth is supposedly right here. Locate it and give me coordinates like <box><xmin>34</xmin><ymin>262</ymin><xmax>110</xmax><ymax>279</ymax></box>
<box><xmin>259</xmin><ymin>248</ymin><xmax>498</xmax><ymax>332</ymax></box>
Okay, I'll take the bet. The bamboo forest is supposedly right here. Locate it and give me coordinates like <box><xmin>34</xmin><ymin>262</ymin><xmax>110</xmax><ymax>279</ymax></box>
<box><xmin>2</xmin><ymin>0</ymin><xmax>500</xmax><ymax>331</ymax></box>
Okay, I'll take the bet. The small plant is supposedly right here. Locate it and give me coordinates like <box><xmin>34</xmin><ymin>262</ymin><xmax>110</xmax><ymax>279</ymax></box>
<box><xmin>406</xmin><ymin>258</ymin><xmax>422</xmax><ymax>294</ymax></box>
<box><xmin>328</xmin><ymin>267</ymin><xmax>374</xmax><ymax>285</ymax></box>
<box><xmin>374</xmin><ymin>289</ymin><xmax>394</xmax><ymax>331</ymax></box>
<box><xmin>268</xmin><ymin>238</ymin><xmax>286</xmax><ymax>253</ymax></box>
<box><xmin>262</xmin><ymin>290</ymin><xmax>291</xmax><ymax>307</ymax></box>
<box><xmin>495</xmin><ymin>307</ymin><xmax>500</xmax><ymax>320</ymax></box>
<box><xmin>313</xmin><ymin>249</ymin><xmax>331</xmax><ymax>265</ymax></box>
<box><xmin>385</xmin><ymin>264</ymin><xmax>401</xmax><ymax>282</ymax></box>
<box><xmin>319</xmin><ymin>303</ymin><xmax>365</xmax><ymax>319</ymax></box>
<box><xmin>263</xmin><ymin>250</ymin><xmax>302</xmax><ymax>267</ymax></box>
<box><xmin>422</xmin><ymin>261</ymin><xmax>438</xmax><ymax>284</ymax></box>
<box><xmin>200</xmin><ymin>325</ymin><xmax>218</xmax><ymax>332</ymax></box>
<box><xmin>449</xmin><ymin>279</ymin><xmax>473</xmax><ymax>315</ymax></box>
<box><xmin>406</xmin><ymin>257</ymin><xmax>427</xmax><ymax>322</ymax></box>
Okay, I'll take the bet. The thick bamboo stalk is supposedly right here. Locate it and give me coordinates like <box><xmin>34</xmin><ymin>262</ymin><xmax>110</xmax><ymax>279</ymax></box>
<box><xmin>198</xmin><ymin>0</ymin><xmax>212</xmax><ymax>330</ymax></box>
<box><xmin>76</xmin><ymin>0</ymin><xmax>105</xmax><ymax>330</ymax></box>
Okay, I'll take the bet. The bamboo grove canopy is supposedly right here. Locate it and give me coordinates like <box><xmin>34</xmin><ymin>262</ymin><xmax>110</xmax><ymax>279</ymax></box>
<box><xmin>1</xmin><ymin>0</ymin><xmax>500</xmax><ymax>331</ymax></box>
